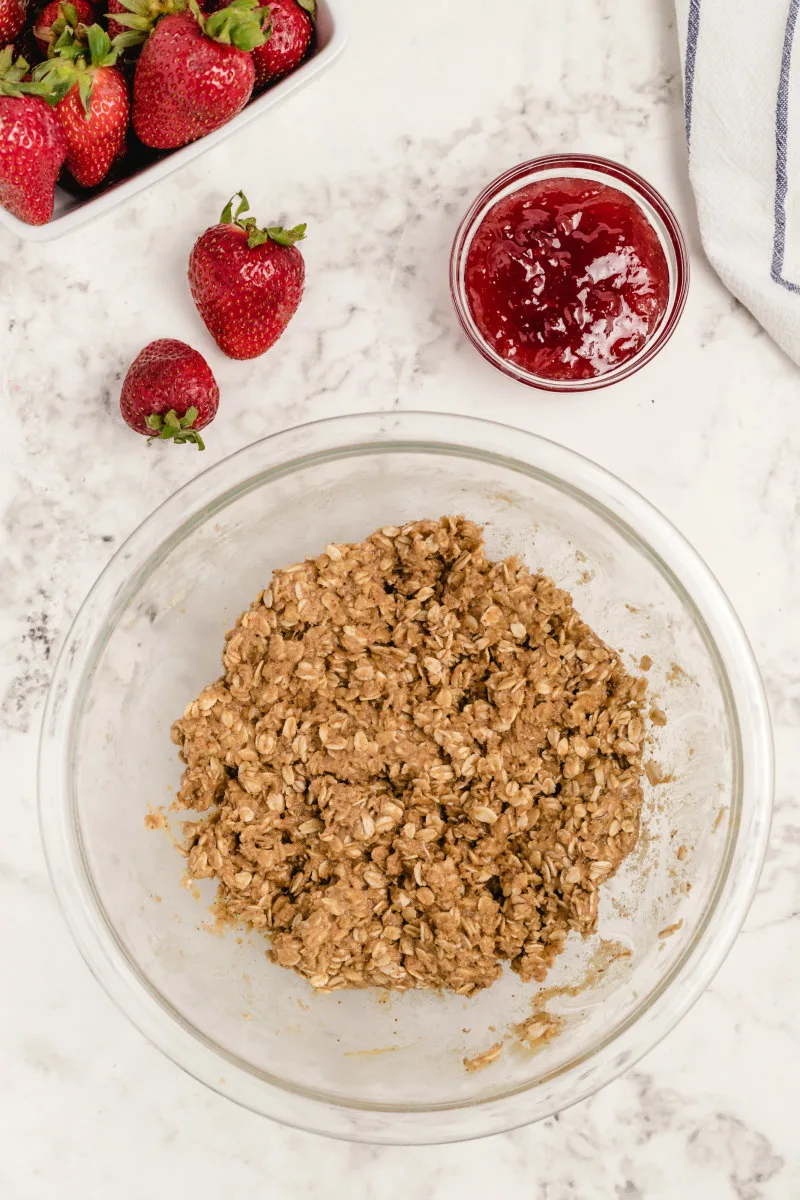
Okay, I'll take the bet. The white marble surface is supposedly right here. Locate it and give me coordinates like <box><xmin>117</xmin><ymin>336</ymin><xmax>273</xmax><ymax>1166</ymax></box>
<box><xmin>2</xmin><ymin>0</ymin><xmax>799</xmax><ymax>1194</ymax></box>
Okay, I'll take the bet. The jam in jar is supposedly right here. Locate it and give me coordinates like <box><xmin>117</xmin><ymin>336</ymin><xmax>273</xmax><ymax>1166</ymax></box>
<box><xmin>464</xmin><ymin>176</ymin><xmax>670</xmax><ymax>383</ymax></box>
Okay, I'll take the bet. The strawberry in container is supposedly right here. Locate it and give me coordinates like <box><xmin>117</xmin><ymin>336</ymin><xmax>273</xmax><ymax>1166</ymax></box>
<box><xmin>251</xmin><ymin>0</ymin><xmax>314</xmax><ymax>89</ymax></box>
<box><xmin>33</xmin><ymin>0</ymin><xmax>94</xmax><ymax>54</ymax></box>
<box><xmin>33</xmin><ymin>22</ymin><xmax>128</xmax><ymax>188</ymax></box>
<box><xmin>0</xmin><ymin>0</ymin><xmax>27</xmax><ymax>46</ymax></box>
<box><xmin>113</xmin><ymin>0</ymin><xmax>267</xmax><ymax>148</ymax></box>
<box><xmin>0</xmin><ymin>45</ymin><xmax>66</xmax><ymax>224</ymax></box>
<box><xmin>203</xmin><ymin>0</ymin><xmax>314</xmax><ymax>88</ymax></box>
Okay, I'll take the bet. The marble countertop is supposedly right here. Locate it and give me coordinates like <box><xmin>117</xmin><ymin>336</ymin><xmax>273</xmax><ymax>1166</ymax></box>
<box><xmin>2</xmin><ymin>0</ymin><xmax>799</xmax><ymax>1195</ymax></box>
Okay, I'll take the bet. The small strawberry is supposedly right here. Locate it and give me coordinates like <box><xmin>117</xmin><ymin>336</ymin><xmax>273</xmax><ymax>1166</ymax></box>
<box><xmin>33</xmin><ymin>23</ymin><xmax>128</xmax><ymax>187</ymax></box>
<box><xmin>105</xmin><ymin>0</ymin><xmax>127</xmax><ymax>41</ymax></box>
<box><xmin>120</xmin><ymin>338</ymin><xmax>219</xmax><ymax>449</ymax></box>
<box><xmin>0</xmin><ymin>0</ymin><xmax>26</xmax><ymax>45</ymax></box>
<box><xmin>128</xmin><ymin>0</ymin><xmax>266</xmax><ymax>148</ymax></box>
<box><xmin>189</xmin><ymin>190</ymin><xmax>305</xmax><ymax>360</ymax></box>
<box><xmin>33</xmin><ymin>0</ymin><xmax>93</xmax><ymax>55</ymax></box>
<box><xmin>251</xmin><ymin>0</ymin><xmax>312</xmax><ymax>90</ymax></box>
<box><xmin>0</xmin><ymin>46</ymin><xmax>66</xmax><ymax>225</ymax></box>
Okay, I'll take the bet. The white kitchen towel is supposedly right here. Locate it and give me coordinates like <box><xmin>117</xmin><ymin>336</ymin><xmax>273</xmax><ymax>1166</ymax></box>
<box><xmin>676</xmin><ymin>0</ymin><xmax>800</xmax><ymax>364</ymax></box>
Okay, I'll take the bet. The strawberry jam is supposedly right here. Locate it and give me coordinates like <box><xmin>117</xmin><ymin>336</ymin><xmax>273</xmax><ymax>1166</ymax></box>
<box><xmin>464</xmin><ymin>177</ymin><xmax>670</xmax><ymax>382</ymax></box>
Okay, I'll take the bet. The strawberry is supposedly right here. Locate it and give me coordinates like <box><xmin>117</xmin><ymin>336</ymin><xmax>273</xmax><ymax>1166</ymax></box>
<box><xmin>0</xmin><ymin>47</ymin><xmax>66</xmax><ymax>224</ymax></box>
<box><xmin>129</xmin><ymin>0</ymin><xmax>266</xmax><ymax>149</ymax></box>
<box><xmin>251</xmin><ymin>0</ymin><xmax>312</xmax><ymax>90</ymax></box>
<box><xmin>188</xmin><ymin>190</ymin><xmax>305</xmax><ymax>360</ymax></box>
<box><xmin>33</xmin><ymin>0</ymin><xmax>93</xmax><ymax>54</ymax></box>
<box><xmin>33</xmin><ymin>23</ymin><xmax>128</xmax><ymax>187</ymax></box>
<box><xmin>105</xmin><ymin>0</ymin><xmax>128</xmax><ymax>41</ymax></box>
<box><xmin>120</xmin><ymin>338</ymin><xmax>219</xmax><ymax>449</ymax></box>
<box><xmin>0</xmin><ymin>0</ymin><xmax>26</xmax><ymax>45</ymax></box>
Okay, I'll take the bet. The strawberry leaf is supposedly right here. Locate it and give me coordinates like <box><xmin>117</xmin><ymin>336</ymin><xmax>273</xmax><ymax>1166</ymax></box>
<box><xmin>296</xmin><ymin>0</ymin><xmax>315</xmax><ymax>17</ymax></box>
<box><xmin>111</xmin><ymin>0</ymin><xmax>157</xmax><ymax>14</ymax></box>
<box><xmin>145</xmin><ymin>407</ymin><xmax>205</xmax><ymax>449</ymax></box>
<box><xmin>32</xmin><ymin>24</ymin><xmax>116</xmax><ymax>110</ymax></box>
<box><xmin>204</xmin><ymin>0</ymin><xmax>267</xmax><ymax>49</ymax></box>
<box><xmin>265</xmin><ymin>223</ymin><xmax>306</xmax><ymax>247</ymax></box>
<box><xmin>107</xmin><ymin>0</ymin><xmax>190</xmax><ymax>43</ymax></box>
<box><xmin>0</xmin><ymin>49</ymin><xmax>30</xmax><ymax>96</ymax></box>
<box><xmin>217</xmin><ymin>192</ymin><xmax>307</xmax><ymax>249</ymax></box>
<box><xmin>110</xmin><ymin>27</ymin><xmax>148</xmax><ymax>48</ymax></box>
<box><xmin>85</xmin><ymin>21</ymin><xmax>117</xmax><ymax>65</ymax></box>
<box><xmin>76</xmin><ymin>68</ymin><xmax>93</xmax><ymax>113</ymax></box>
<box><xmin>0</xmin><ymin>50</ymin><xmax>57</xmax><ymax>99</ymax></box>
<box><xmin>108</xmin><ymin>12</ymin><xmax>153</xmax><ymax>29</ymax></box>
<box><xmin>29</xmin><ymin>58</ymin><xmax>75</xmax><ymax>103</ymax></box>
<box><xmin>220</xmin><ymin>189</ymin><xmax>250</xmax><ymax>224</ymax></box>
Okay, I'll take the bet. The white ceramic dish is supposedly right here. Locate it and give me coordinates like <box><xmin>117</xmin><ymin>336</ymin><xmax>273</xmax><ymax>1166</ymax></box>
<box><xmin>0</xmin><ymin>0</ymin><xmax>345</xmax><ymax>243</ymax></box>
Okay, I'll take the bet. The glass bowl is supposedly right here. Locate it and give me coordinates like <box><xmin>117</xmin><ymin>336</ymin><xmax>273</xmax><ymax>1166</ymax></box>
<box><xmin>450</xmin><ymin>155</ymin><xmax>690</xmax><ymax>392</ymax></box>
<box><xmin>39</xmin><ymin>412</ymin><xmax>772</xmax><ymax>1144</ymax></box>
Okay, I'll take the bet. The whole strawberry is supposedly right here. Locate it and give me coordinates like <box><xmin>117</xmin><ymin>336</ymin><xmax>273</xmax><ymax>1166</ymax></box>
<box><xmin>252</xmin><ymin>0</ymin><xmax>312</xmax><ymax>90</ymax></box>
<box><xmin>34</xmin><ymin>24</ymin><xmax>128</xmax><ymax>187</ymax></box>
<box><xmin>0</xmin><ymin>47</ymin><xmax>66</xmax><ymax>225</ymax></box>
<box><xmin>33</xmin><ymin>0</ymin><xmax>94</xmax><ymax>54</ymax></box>
<box><xmin>189</xmin><ymin>191</ymin><xmax>305</xmax><ymax>360</ymax></box>
<box><xmin>129</xmin><ymin>0</ymin><xmax>267</xmax><ymax>149</ymax></box>
<box><xmin>0</xmin><ymin>0</ymin><xmax>26</xmax><ymax>45</ymax></box>
<box><xmin>120</xmin><ymin>338</ymin><xmax>219</xmax><ymax>449</ymax></box>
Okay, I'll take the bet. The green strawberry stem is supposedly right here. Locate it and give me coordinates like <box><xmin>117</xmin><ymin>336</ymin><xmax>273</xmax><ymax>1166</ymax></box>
<box><xmin>220</xmin><ymin>189</ymin><xmax>307</xmax><ymax>250</ymax></box>
<box><xmin>33</xmin><ymin>24</ymin><xmax>119</xmax><ymax>113</ymax></box>
<box><xmin>0</xmin><ymin>47</ymin><xmax>28</xmax><ymax>95</ymax></box>
<box><xmin>34</xmin><ymin>3</ymin><xmax>84</xmax><ymax>51</ymax></box>
<box><xmin>192</xmin><ymin>0</ymin><xmax>269</xmax><ymax>52</ymax></box>
<box><xmin>107</xmin><ymin>0</ymin><xmax>189</xmax><ymax>49</ymax></box>
<box><xmin>145</xmin><ymin>407</ymin><xmax>206</xmax><ymax>450</ymax></box>
<box><xmin>0</xmin><ymin>47</ymin><xmax>62</xmax><ymax>102</ymax></box>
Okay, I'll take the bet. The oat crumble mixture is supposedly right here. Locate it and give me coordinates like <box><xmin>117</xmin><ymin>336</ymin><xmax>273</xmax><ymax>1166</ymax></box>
<box><xmin>171</xmin><ymin>517</ymin><xmax>647</xmax><ymax>996</ymax></box>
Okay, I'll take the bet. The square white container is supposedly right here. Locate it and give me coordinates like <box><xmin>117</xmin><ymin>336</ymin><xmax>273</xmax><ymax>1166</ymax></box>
<box><xmin>0</xmin><ymin>0</ymin><xmax>345</xmax><ymax>242</ymax></box>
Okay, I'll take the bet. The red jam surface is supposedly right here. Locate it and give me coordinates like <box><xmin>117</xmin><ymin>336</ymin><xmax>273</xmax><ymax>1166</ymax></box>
<box><xmin>464</xmin><ymin>177</ymin><xmax>670</xmax><ymax>382</ymax></box>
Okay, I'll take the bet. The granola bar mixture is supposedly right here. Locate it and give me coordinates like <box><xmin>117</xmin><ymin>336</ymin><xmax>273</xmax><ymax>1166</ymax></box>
<box><xmin>172</xmin><ymin>517</ymin><xmax>646</xmax><ymax>995</ymax></box>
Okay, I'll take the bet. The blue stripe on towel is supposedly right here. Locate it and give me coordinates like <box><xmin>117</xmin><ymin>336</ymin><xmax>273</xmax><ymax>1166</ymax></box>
<box><xmin>772</xmin><ymin>0</ymin><xmax>800</xmax><ymax>293</ymax></box>
<box><xmin>684</xmin><ymin>0</ymin><xmax>702</xmax><ymax>145</ymax></box>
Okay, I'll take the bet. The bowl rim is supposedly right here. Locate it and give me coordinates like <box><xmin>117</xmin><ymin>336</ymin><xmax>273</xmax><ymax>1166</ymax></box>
<box><xmin>38</xmin><ymin>411</ymin><xmax>773</xmax><ymax>1143</ymax></box>
<box><xmin>449</xmin><ymin>154</ymin><xmax>690</xmax><ymax>393</ymax></box>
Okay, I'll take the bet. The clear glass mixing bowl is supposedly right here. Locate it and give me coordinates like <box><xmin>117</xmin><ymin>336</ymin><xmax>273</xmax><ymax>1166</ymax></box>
<box><xmin>39</xmin><ymin>412</ymin><xmax>773</xmax><ymax>1144</ymax></box>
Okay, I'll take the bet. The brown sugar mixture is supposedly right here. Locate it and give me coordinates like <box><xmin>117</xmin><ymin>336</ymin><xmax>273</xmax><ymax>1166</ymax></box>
<box><xmin>171</xmin><ymin>517</ymin><xmax>647</xmax><ymax>995</ymax></box>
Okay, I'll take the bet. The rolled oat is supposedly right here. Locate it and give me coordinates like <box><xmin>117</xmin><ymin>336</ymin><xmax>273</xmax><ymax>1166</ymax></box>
<box><xmin>171</xmin><ymin>517</ymin><xmax>646</xmax><ymax>995</ymax></box>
